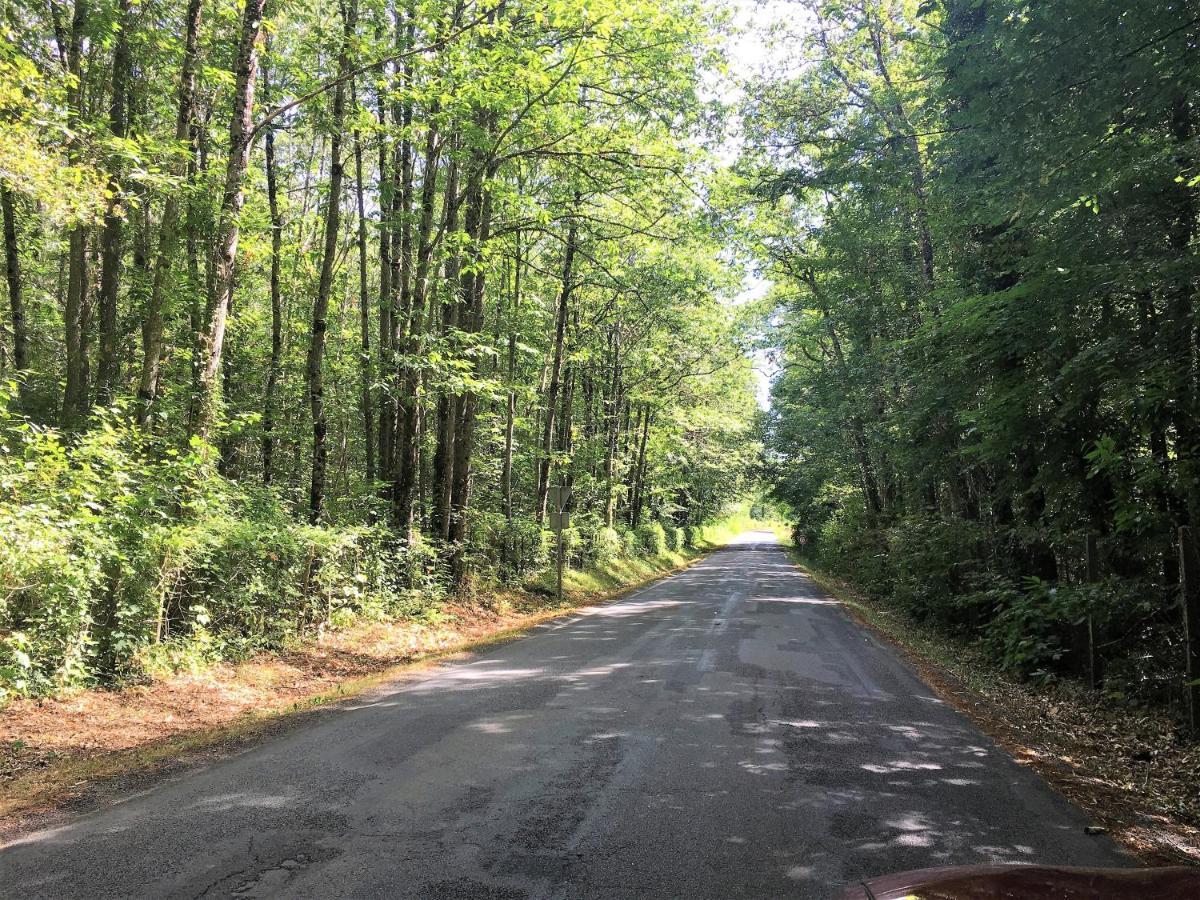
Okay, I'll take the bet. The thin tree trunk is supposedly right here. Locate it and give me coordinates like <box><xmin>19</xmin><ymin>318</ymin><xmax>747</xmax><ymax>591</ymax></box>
<box><xmin>631</xmin><ymin>406</ymin><xmax>651</xmax><ymax>527</ymax></box>
<box><xmin>448</xmin><ymin>161</ymin><xmax>493</xmax><ymax>582</ymax></box>
<box><xmin>353</xmin><ymin>124</ymin><xmax>375</xmax><ymax>487</ymax></box>
<box><xmin>535</xmin><ymin>216</ymin><xmax>578</xmax><ymax>525</ymax></box>
<box><xmin>604</xmin><ymin>325</ymin><xmax>621</xmax><ymax>528</ymax></box>
<box><xmin>62</xmin><ymin>0</ymin><xmax>89</xmax><ymax>429</ymax></box>
<box><xmin>261</xmin><ymin>64</ymin><xmax>284</xmax><ymax>485</ymax></box>
<box><xmin>137</xmin><ymin>0</ymin><xmax>202</xmax><ymax>425</ymax></box>
<box><xmin>95</xmin><ymin>0</ymin><xmax>133</xmax><ymax>407</ymax></box>
<box><xmin>307</xmin><ymin>0</ymin><xmax>353</xmax><ymax>522</ymax></box>
<box><xmin>1</xmin><ymin>189</ymin><xmax>29</xmax><ymax>410</ymax></box>
<box><xmin>392</xmin><ymin>115</ymin><xmax>443</xmax><ymax>538</ymax></box>
<box><xmin>191</xmin><ymin>0</ymin><xmax>268</xmax><ymax>440</ymax></box>
<box><xmin>430</xmin><ymin>152</ymin><xmax>461</xmax><ymax>543</ymax></box>
<box><xmin>501</xmin><ymin>234</ymin><xmax>520</xmax><ymax>527</ymax></box>
<box><xmin>376</xmin><ymin>60</ymin><xmax>394</xmax><ymax>490</ymax></box>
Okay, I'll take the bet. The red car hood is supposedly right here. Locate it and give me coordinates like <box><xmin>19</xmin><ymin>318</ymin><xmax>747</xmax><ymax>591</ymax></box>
<box><xmin>840</xmin><ymin>864</ymin><xmax>1200</xmax><ymax>899</ymax></box>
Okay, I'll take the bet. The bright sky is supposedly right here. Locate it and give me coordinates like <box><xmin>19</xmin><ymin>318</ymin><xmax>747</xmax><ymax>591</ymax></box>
<box><xmin>719</xmin><ymin>1</ymin><xmax>797</xmax><ymax>410</ymax></box>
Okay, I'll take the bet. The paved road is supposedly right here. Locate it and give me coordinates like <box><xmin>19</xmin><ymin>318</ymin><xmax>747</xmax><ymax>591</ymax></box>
<box><xmin>2</xmin><ymin>531</ymin><xmax>1127</xmax><ymax>898</ymax></box>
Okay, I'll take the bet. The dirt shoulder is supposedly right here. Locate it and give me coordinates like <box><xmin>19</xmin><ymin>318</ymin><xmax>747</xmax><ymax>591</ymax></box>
<box><xmin>793</xmin><ymin>560</ymin><xmax>1200</xmax><ymax>867</ymax></box>
<box><xmin>0</xmin><ymin>550</ymin><xmax>706</xmax><ymax>840</ymax></box>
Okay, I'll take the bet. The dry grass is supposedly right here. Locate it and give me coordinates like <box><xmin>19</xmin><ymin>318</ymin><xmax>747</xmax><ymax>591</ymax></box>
<box><xmin>0</xmin><ymin>549</ymin><xmax>706</xmax><ymax>837</ymax></box>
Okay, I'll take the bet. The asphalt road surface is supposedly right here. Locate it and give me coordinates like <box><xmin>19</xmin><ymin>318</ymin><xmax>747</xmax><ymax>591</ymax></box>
<box><xmin>1</xmin><ymin>531</ymin><xmax>1128</xmax><ymax>898</ymax></box>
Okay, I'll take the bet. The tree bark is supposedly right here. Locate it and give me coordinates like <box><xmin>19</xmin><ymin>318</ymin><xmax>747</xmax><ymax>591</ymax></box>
<box><xmin>392</xmin><ymin>116</ymin><xmax>443</xmax><ymax>538</ymax></box>
<box><xmin>353</xmin><ymin>124</ymin><xmax>375</xmax><ymax>487</ymax></box>
<box><xmin>137</xmin><ymin>0</ymin><xmax>202</xmax><ymax>425</ymax></box>
<box><xmin>501</xmin><ymin>234</ymin><xmax>521</xmax><ymax>528</ymax></box>
<box><xmin>1</xmin><ymin>189</ymin><xmax>29</xmax><ymax>410</ymax></box>
<box><xmin>191</xmin><ymin>0</ymin><xmax>268</xmax><ymax>440</ymax></box>
<box><xmin>95</xmin><ymin>0</ymin><xmax>133</xmax><ymax>408</ymax></box>
<box><xmin>603</xmin><ymin>324</ymin><xmax>621</xmax><ymax>528</ymax></box>
<box><xmin>535</xmin><ymin>216</ymin><xmax>578</xmax><ymax>525</ymax></box>
<box><xmin>631</xmin><ymin>406</ymin><xmax>651</xmax><ymax>527</ymax></box>
<box><xmin>430</xmin><ymin>153</ymin><xmax>461</xmax><ymax>543</ymax></box>
<box><xmin>306</xmin><ymin>0</ymin><xmax>353</xmax><ymax>522</ymax></box>
<box><xmin>448</xmin><ymin>160</ymin><xmax>494</xmax><ymax>582</ymax></box>
<box><xmin>376</xmin><ymin>57</ymin><xmax>394</xmax><ymax>487</ymax></box>
<box><xmin>261</xmin><ymin>64</ymin><xmax>284</xmax><ymax>485</ymax></box>
<box><xmin>62</xmin><ymin>0</ymin><xmax>90</xmax><ymax>429</ymax></box>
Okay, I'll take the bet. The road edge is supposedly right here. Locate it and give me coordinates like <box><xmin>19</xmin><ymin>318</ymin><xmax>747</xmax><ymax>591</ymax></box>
<box><xmin>0</xmin><ymin>545</ymin><xmax>719</xmax><ymax>844</ymax></box>
<box><xmin>782</xmin><ymin>549</ymin><xmax>1200</xmax><ymax>868</ymax></box>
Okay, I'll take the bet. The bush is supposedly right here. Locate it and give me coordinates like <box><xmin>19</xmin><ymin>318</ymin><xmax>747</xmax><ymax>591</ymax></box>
<box><xmin>981</xmin><ymin>577</ymin><xmax>1087</xmax><ymax>680</ymax></box>
<box><xmin>620</xmin><ymin>528</ymin><xmax>640</xmax><ymax>558</ymax></box>
<box><xmin>582</xmin><ymin>525</ymin><xmax>623</xmax><ymax>565</ymax></box>
<box><xmin>0</xmin><ymin>410</ymin><xmax>435</xmax><ymax>701</ymax></box>
<box><xmin>636</xmin><ymin>521</ymin><xmax>667</xmax><ymax>556</ymax></box>
<box><xmin>683</xmin><ymin>524</ymin><xmax>701</xmax><ymax>549</ymax></box>
<box><xmin>665</xmin><ymin>526</ymin><xmax>684</xmax><ymax>552</ymax></box>
<box><xmin>813</xmin><ymin>504</ymin><xmax>891</xmax><ymax>597</ymax></box>
<box><xmin>886</xmin><ymin>515</ymin><xmax>987</xmax><ymax>627</ymax></box>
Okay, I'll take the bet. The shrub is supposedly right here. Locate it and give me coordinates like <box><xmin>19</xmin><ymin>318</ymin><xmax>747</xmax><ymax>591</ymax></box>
<box><xmin>620</xmin><ymin>528</ymin><xmax>640</xmax><ymax>558</ymax></box>
<box><xmin>814</xmin><ymin>504</ymin><xmax>891</xmax><ymax>597</ymax></box>
<box><xmin>0</xmin><ymin>410</ymin><xmax>437</xmax><ymax>701</ymax></box>
<box><xmin>886</xmin><ymin>515</ymin><xmax>987</xmax><ymax>627</ymax></box>
<box><xmin>665</xmin><ymin>526</ymin><xmax>684</xmax><ymax>552</ymax></box>
<box><xmin>636</xmin><ymin>521</ymin><xmax>667</xmax><ymax>556</ymax></box>
<box><xmin>683</xmin><ymin>525</ymin><xmax>701</xmax><ymax>549</ymax></box>
<box><xmin>583</xmin><ymin>525</ymin><xmax>623</xmax><ymax>565</ymax></box>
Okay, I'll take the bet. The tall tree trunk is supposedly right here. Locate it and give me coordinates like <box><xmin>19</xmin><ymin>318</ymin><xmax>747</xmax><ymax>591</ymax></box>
<box><xmin>307</xmin><ymin>0</ymin><xmax>353</xmax><ymax>522</ymax></box>
<box><xmin>95</xmin><ymin>0</ymin><xmax>133</xmax><ymax>407</ymax></box>
<box><xmin>448</xmin><ymin>161</ymin><xmax>493</xmax><ymax>582</ymax></box>
<box><xmin>137</xmin><ymin>0</ymin><xmax>202</xmax><ymax>425</ymax></box>
<box><xmin>261</xmin><ymin>64</ymin><xmax>284</xmax><ymax>485</ymax></box>
<box><xmin>62</xmin><ymin>0</ymin><xmax>90</xmax><ymax>429</ymax></box>
<box><xmin>392</xmin><ymin>117</ymin><xmax>443</xmax><ymax>538</ymax></box>
<box><xmin>191</xmin><ymin>0</ymin><xmax>268</xmax><ymax>440</ymax></box>
<box><xmin>430</xmin><ymin>152</ymin><xmax>461</xmax><ymax>543</ymax></box>
<box><xmin>353</xmin><ymin>125</ymin><xmax>375</xmax><ymax>487</ymax></box>
<box><xmin>535</xmin><ymin>216</ymin><xmax>578</xmax><ymax>525</ymax></box>
<box><xmin>1167</xmin><ymin>93</ymin><xmax>1199</xmax><ymax>527</ymax></box>
<box><xmin>501</xmin><ymin>233</ymin><xmax>521</xmax><ymax>528</ymax></box>
<box><xmin>604</xmin><ymin>325</ymin><xmax>621</xmax><ymax>528</ymax></box>
<box><xmin>375</xmin><ymin>52</ymin><xmax>394</xmax><ymax>485</ymax></box>
<box><xmin>1</xmin><ymin>189</ymin><xmax>29</xmax><ymax>410</ymax></box>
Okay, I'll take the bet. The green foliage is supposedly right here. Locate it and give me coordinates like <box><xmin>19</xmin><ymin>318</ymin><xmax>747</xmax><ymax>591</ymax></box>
<box><xmin>886</xmin><ymin>516</ymin><xmax>988</xmax><ymax>627</ymax></box>
<box><xmin>581</xmin><ymin>524</ymin><xmax>623</xmax><ymax>566</ymax></box>
<box><xmin>0</xmin><ymin>0</ymin><xmax>761</xmax><ymax>701</ymax></box>
<box><xmin>635</xmin><ymin>522</ymin><xmax>667</xmax><ymax>556</ymax></box>
<box><xmin>0</xmin><ymin>409</ymin><xmax>426</xmax><ymax>701</ymax></box>
<box><xmin>620</xmin><ymin>528</ymin><xmax>641</xmax><ymax>558</ymax></box>
<box><xmin>665</xmin><ymin>527</ymin><xmax>684</xmax><ymax>552</ymax></box>
<box><xmin>749</xmin><ymin>0</ymin><xmax>1199</xmax><ymax>715</ymax></box>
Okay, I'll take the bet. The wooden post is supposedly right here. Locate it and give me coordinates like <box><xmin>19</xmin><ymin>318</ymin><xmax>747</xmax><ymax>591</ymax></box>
<box><xmin>549</xmin><ymin>484</ymin><xmax>570</xmax><ymax>604</ymax></box>
<box><xmin>1084</xmin><ymin>534</ymin><xmax>1100</xmax><ymax>690</ymax></box>
<box><xmin>556</xmin><ymin>526</ymin><xmax>565</xmax><ymax>604</ymax></box>
<box><xmin>1179</xmin><ymin>527</ymin><xmax>1200</xmax><ymax>735</ymax></box>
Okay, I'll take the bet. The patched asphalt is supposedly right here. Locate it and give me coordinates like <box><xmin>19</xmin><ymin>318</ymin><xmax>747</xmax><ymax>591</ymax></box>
<box><xmin>0</xmin><ymin>531</ymin><xmax>1129</xmax><ymax>898</ymax></box>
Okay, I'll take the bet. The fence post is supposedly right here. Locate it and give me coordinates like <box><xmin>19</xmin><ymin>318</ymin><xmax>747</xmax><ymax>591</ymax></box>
<box><xmin>1180</xmin><ymin>527</ymin><xmax>1200</xmax><ymax>735</ymax></box>
<box><xmin>1083</xmin><ymin>534</ymin><xmax>1100</xmax><ymax>690</ymax></box>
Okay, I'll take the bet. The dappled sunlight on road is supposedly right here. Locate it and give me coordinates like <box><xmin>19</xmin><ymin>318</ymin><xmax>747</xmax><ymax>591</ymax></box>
<box><xmin>0</xmin><ymin>533</ymin><xmax>1128</xmax><ymax>898</ymax></box>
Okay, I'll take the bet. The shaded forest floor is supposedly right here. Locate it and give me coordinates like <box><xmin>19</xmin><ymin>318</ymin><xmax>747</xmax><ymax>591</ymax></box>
<box><xmin>798</xmin><ymin>562</ymin><xmax>1200</xmax><ymax>867</ymax></box>
<box><xmin>0</xmin><ymin>547</ymin><xmax>705</xmax><ymax>839</ymax></box>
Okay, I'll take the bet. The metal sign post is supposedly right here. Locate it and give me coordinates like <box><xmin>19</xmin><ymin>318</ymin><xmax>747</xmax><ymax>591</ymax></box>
<box><xmin>548</xmin><ymin>484</ymin><xmax>571</xmax><ymax>602</ymax></box>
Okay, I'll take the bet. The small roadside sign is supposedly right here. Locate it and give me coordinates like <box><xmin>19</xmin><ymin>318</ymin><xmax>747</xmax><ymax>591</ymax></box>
<box><xmin>548</xmin><ymin>484</ymin><xmax>571</xmax><ymax>533</ymax></box>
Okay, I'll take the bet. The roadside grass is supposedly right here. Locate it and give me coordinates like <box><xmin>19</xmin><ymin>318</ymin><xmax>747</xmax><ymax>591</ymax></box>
<box><xmin>0</xmin><ymin>533</ymin><xmax>737</xmax><ymax>839</ymax></box>
<box><xmin>789</xmin><ymin>552</ymin><xmax>1200</xmax><ymax>867</ymax></box>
